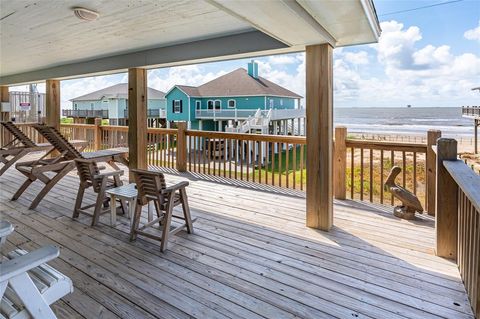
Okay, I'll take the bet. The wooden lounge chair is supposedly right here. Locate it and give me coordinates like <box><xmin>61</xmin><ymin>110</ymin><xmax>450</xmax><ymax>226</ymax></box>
<box><xmin>130</xmin><ymin>169</ymin><xmax>194</xmax><ymax>252</ymax></box>
<box><xmin>0</xmin><ymin>121</ymin><xmax>86</xmax><ymax>177</ymax></box>
<box><xmin>73</xmin><ymin>159</ymin><xmax>127</xmax><ymax>226</ymax></box>
<box><xmin>0</xmin><ymin>220</ymin><xmax>73</xmax><ymax>319</ymax></box>
<box><xmin>12</xmin><ymin>124</ymin><xmax>128</xmax><ymax>210</ymax></box>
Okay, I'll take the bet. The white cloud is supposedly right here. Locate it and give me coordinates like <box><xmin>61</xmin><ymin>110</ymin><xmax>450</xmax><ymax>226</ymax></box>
<box><xmin>333</xmin><ymin>20</ymin><xmax>480</xmax><ymax>106</ymax></box>
<box><xmin>344</xmin><ymin>51</ymin><xmax>369</xmax><ymax>65</ymax></box>
<box><xmin>268</xmin><ymin>55</ymin><xmax>297</xmax><ymax>65</ymax></box>
<box><xmin>147</xmin><ymin>65</ymin><xmax>227</xmax><ymax>93</ymax></box>
<box><xmin>464</xmin><ymin>21</ymin><xmax>480</xmax><ymax>41</ymax></box>
<box><xmin>61</xmin><ymin>74</ymin><xmax>125</xmax><ymax>109</ymax></box>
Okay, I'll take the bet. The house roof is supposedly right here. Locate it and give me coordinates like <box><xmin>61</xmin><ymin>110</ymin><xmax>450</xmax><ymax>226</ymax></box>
<box><xmin>176</xmin><ymin>85</ymin><xmax>201</xmax><ymax>97</ymax></box>
<box><xmin>71</xmin><ymin>83</ymin><xmax>165</xmax><ymax>101</ymax></box>
<box><xmin>170</xmin><ymin>68</ymin><xmax>302</xmax><ymax>99</ymax></box>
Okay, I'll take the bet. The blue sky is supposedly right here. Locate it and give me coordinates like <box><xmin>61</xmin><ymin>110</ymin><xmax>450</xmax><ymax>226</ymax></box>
<box><xmin>14</xmin><ymin>0</ymin><xmax>480</xmax><ymax>108</ymax></box>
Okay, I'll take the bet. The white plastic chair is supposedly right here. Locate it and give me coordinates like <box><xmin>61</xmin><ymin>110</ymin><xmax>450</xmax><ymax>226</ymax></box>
<box><xmin>0</xmin><ymin>221</ymin><xmax>73</xmax><ymax>319</ymax></box>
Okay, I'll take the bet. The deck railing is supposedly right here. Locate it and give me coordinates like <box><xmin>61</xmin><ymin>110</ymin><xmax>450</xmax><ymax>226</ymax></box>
<box><xmin>147</xmin><ymin>127</ymin><xmax>178</xmax><ymax>169</ymax></box>
<box><xmin>3</xmin><ymin>121</ymin><xmax>440</xmax><ymax>208</ymax></box>
<box><xmin>334</xmin><ymin>127</ymin><xmax>439</xmax><ymax>214</ymax></box>
<box><xmin>462</xmin><ymin>105</ymin><xmax>480</xmax><ymax>118</ymax></box>
<box><xmin>186</xmin><ymin>129</ymin><xmax>307</xmax><ymax>189</ymax></box>
<box><xmin>436</xmin><ymin>138</ymin><xmax>480</xmax><ymax>317</ymax></box>
<box><xmin>59</xmin><ymin>123</ymin><xmax>97</xmax><ymax>151</ymax></box>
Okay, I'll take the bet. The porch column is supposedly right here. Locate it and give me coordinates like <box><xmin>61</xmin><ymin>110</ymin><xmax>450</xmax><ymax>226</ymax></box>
<box><xmin>0</xmin><ymin>86</ymin><xmax>10</xmax><ymax>145</ymax></box>
<box><xmin>475</xmin><ymin>119</ymin><xmax>478</xmax><ymax>154</ymax></box>
<box><xmin>306</xmin><ymin>43</ymin><xmax>333</xmax><ymax>230</ymax></box>
<box><xmin>46</xmin><ymin>80</ymin><xmax>60</xmax><ymax>129</ymax></box>
<box><xmin>128</xmin><ymin>68</ymin><xmax>147</xmax><ymax>181</ymax></box>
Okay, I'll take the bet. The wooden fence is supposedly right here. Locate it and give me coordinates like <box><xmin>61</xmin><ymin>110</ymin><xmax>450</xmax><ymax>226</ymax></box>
<box><xmin>2</xmin><ymin>121</ymin><xmax>440</xmax><ymax>209</ymax></box>
<box><xmin>334</xmin><ymin>127</ymin><xmax>439</xmax><ymax>214</ymax></box>
<box><xmin>436</xmin><ymin>138</ymin><xmax>480</xmax><ymax>317</ymax></box>
<box><xmin>186</xmin><ymin>130</ymin><xmax>307</xmax><ymax>189</ymax></box>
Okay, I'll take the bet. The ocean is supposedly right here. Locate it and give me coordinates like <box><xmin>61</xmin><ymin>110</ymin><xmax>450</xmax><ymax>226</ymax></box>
<box><xmin>334</xmin><ymin>107</ymin><xmax>474</xmax><ymax>138</ymax></box>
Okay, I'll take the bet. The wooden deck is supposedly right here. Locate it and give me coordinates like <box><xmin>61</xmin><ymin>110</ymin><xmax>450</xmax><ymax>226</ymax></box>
<box><xmin>0</xmin><ymin>160</ymin><xmax>474</xmax><ymax>319</ymax></box>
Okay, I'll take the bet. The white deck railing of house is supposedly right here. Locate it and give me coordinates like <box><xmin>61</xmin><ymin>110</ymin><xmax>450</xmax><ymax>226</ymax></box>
<box><xmin>195</xmin><ymin>108</ymin><xmax>304</xmax><ymax>121</ymax></box>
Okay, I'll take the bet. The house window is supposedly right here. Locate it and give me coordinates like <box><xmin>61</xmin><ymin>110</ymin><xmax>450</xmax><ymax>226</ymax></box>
<box><xmin>280</xmin><ymin>98</ymin><xmax>283</xmax><ymax>106</ymax></box>
<box><xmin>207</xmin><ymin>100</ymin><xmax>214</xmax><ymax>110</ymax></box>
<box><xmin>90</xmin><ymin>102</ymin><xmax>94</xmax><ymax>110</ymax></box>
<box><xmin>73</xmin><ymin>103</ymin><xmax>77</xmax><ymax>110</ymax></box>
<box><xmin>214</xmin><ymin>100</ymin><xmax>221</xmax><ymax>110</ymax></box>
<box><xmin>269</xmin><ymin>99</ymin><xmax>274</xmax><ymax>108</ymax></box>
<box><xmin>228</xmin><ymin>99</ymin><xmax>236</xmax><ymax>108</ymax></box>
<box><xmin>173</xmin><ymin>100</ymin><xmax>182</xmax><ymax>113</ymax></box>
<box><xmin>196</xmin><ymin>100</ymin><xmax>201</xmax><ymax>110</ymax></box>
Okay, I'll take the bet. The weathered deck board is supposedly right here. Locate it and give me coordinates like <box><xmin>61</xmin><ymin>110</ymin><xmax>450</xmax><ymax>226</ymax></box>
<box><xmin>0</xmin><ymin>160</ymin><xmax>474</xmax><ymax>319</ymax></box>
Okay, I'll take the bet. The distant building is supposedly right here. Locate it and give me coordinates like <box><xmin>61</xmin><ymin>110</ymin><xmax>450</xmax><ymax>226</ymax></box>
<box><xmin>165</xmin><ymin>61</ymin><xmax>304</xmax><ymax>135</ymax></box>
<box><xmin>64</xmin><ymin>83</ymin><xmax>166</xmax><ymax>125</ymax></box>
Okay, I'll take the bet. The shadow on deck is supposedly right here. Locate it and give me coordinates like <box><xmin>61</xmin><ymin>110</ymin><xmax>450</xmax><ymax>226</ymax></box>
<box><xmin>0</xmin><ymin>160</ymin><xmax>474</xmax><ymax>319</ymax></box>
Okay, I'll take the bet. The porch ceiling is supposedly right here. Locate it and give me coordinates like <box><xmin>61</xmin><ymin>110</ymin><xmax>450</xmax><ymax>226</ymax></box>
<box><xmin>0</xmin><ymin>0</ymin><xmax>380</xmax><ymax>85</ymax></box>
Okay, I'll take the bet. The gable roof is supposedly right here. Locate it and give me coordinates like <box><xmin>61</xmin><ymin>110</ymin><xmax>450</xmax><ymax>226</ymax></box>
<box><xmin>168</xmin><ymin>68</ymin><xmax>302</xmax><ymax>98</ymax></box>
<box><xmin>71</xmin><ymin>83</ymin><xmax>165</xmax><ymax>101</ymax></box>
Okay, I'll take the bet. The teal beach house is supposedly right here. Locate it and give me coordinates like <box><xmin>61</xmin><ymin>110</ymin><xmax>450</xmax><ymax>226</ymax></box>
<box><xmin>63</xmin><ymin>83</ymin><xmax>166</xmax><ymax>125</ymax></box>
<box><xmin>165</xmin><ymin>61</ymin><xmax>305</xmax><ymax>135</ymax></box>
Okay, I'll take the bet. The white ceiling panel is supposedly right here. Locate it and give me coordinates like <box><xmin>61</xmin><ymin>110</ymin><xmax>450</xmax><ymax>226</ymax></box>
<box><xmin>0</xmin><ymin>0</ymin><xmax>253</xmax><ymax>76</ymax></box>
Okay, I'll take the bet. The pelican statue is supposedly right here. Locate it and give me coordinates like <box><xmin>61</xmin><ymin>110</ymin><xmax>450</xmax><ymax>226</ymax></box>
<box><xmin>384</xmin><ymin>166</ymin><xmax>423</xmax><ymax>220</ymax></box>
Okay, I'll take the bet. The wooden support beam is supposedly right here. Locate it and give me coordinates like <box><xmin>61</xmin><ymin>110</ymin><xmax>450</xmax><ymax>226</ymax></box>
<box><xmin>426</xmin><ymin>130</ymin><xmax>441</xmax><ymax>216</ymax></box>
<box><xmin>435</xmin><ymin>138</ymin><xmax>458</xmax><ymax>259</ymax></box>
<box><xmin>45</xmin><ymin>80</ymin><xmax>60</xmax><ymax>130</ymax></box>
<box><xmin>128</xmin><ymin>68</ymin><xmax>147</xmax><ymax>181</ymax></box>
<box><xmin>334</xmin><ymin>126</ymin><xmax>347</xmax><ymax>200</ymax></box>
<box><xmin>305</xmin><ymin>44</ymin><xmax>333</xmax><ymax>230</ymax></box>
<box><xmin>475</xmin><ymin>119</ymin><xmax>478</xmax><ymax>154</ymax></box>
<box><xmin>0</xmin><ymin>86</ymin><xmax>10</xmax><ymax>146</ymax></box>
<box><xmin>176</xmin><ymin>122</ymin><xmax>187</xmax><ymax>172</ymax></box>
<box><xmin>93</xmin><ymin>118</ymin><xmax>102</xmax><ymax>151</ymax></box>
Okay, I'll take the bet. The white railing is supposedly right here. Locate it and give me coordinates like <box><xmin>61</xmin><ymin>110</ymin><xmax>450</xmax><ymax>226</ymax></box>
<box><xmin>196</xmin><ymin>108</ymin><xmax>305</xmax><ymax>121</ymax></box>
<box><xmin>270</xmin><ymin>108</ymin><xmax>305</xmax><ymax>120</ymax></box>
<box><xmin>195</xmin><ymin>109</ymin><xmax>259</xmax><ymax>120</ymax></box>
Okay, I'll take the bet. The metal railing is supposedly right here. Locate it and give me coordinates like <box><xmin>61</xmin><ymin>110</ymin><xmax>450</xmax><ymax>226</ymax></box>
<box><xmin>62</xmin><ymin>109</ymin><xmax>109</xmax><ymax>118</ymax></box>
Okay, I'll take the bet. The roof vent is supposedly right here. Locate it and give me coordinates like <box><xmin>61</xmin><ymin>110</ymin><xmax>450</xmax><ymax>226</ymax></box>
<box><xmin>73</xmin><ymin>7</ymin><xmax>99</xmax><ymax>21</ymax></box>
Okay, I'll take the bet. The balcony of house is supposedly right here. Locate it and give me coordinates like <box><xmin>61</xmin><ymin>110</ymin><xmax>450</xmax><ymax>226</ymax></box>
<box><xmin>462</xmin><ymin>106</ymin><xmax>480</xmax><ymax>119</ymax></box>
<box><xmin>0</xmin><ymin>123</ymin><xmax>478</xmax><ymax>319</ymax></box>
<box><xmin>123</xmin><ymin>109</ymin><xmax>167</xmax><ymax>119</ymax></box>
<box><xmin>195</xmin><ymin>108</ymin><xmax>305</xmax><ymax>121</ymax></box>
<box><xmin>62</xmin><ymin>109</ymin><xmax>109</xmax><ymax>119</ymax></box>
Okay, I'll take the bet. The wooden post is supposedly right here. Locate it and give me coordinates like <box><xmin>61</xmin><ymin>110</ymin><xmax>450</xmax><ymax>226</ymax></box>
<box><xmin>128</xmin><ymin>68</ymin><xmax>147</xmax><ymax>181</ymax></box>
<box><xmin>426</xmin><ymin>130</ymin><xmax>441</xmax><ymax>216</ymax></box>
<box><xmin>306</xmin><ymin>44</ymin><xmax>333</xmax><ymax>230</ymax></box>
<box><xmin>435</xmin><ymin>138</ymin><xmax>458</xmax><ymax>259</ymax></box>
<box><xmin>475</xmin><ymin>119</ymin><xmax>478</xmax><ymax>154</ymax></box>
<box><xmin>93</xmin><ymin>118</ymin><xmax>102</xmax><ymax>151</ymax></box>
<box><xmin>176</xmin><ymin>122</ymin><xmax>187</xmax><ymax>172</ymax></box>
<box><xmin>334</xmin><ymin>126</ymin><xmax>347</xmax><ymax>200</ymax></box>
<box><xmin>0</xmin><ymin>86</ymin><xmax>10</xmax><ymax>146</ymax></box>
<box><xmin>45</xmin><ymin>80</ymin><xmax>60</xmax><ymax>130</ymax></box>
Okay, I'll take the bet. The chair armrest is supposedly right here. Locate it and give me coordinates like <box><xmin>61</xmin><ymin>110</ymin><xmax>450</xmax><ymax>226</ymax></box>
<box><xmin>94</xmin><ymin>170</ymin><xmax>124</xmax><ymax>179</ymax></box>
<box><xmin>161</xmin><ymin>181</ymin><xmax>189</xmax><ymax>194</ymax></box>
<box><xmin>0</xmin><ymin>245</ymin><xmax>59</xmax><ymax>282</ymax></box>
<box><xmin>0</xmin><ymin>221</ymin><xmax>14</xmax><ymax>239</ymax></box>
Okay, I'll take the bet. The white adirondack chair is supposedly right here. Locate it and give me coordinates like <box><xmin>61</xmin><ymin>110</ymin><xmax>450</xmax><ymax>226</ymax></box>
<box><xmin>0</xmin><ymin>221</ymin><xmax>73</xmax><ymax>319</ymax></box>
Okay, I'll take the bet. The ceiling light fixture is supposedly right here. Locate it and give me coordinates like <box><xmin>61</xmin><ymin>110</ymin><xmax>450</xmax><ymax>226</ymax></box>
<box><xmin>73</xmin><ymin>7</ymin><xmax>99</xmax><ymax>21</ymax></box>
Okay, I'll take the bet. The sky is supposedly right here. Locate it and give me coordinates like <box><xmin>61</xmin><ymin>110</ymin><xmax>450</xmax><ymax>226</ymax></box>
<box><xmin>12</xmin><ymin>0</ymin><xmax>480</xmax><ymax>109</ymax></box>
